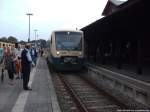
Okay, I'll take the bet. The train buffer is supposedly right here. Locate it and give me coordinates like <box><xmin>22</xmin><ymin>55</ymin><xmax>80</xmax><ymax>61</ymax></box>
<box><xmin>0</xmin><ymin>57</ymin><xmax>61</xmax><ymax>112</ymax></box>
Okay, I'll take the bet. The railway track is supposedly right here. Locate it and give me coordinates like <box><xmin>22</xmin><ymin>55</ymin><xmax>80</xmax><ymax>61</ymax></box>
<box><xmin>52</xmin><ymin>72</ymin><xmax>127</xmax><ymax>112</ymax></box>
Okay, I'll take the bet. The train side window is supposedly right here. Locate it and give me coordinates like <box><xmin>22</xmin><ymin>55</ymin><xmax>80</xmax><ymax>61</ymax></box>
<box><xmin>51</xmin><ymin>36</ymin><xmax>52</xmax><ymax>44</ymax></box>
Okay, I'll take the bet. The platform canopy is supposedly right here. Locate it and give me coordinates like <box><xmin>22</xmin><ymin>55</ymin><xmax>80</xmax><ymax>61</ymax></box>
<box><xmin>81</xmin><ymin>0</ymin><xmax>149</xmax><ymax>41</ymax></box>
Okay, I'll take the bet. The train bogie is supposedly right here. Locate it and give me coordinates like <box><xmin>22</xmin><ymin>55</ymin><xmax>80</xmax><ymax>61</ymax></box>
<box><xmin>50</xmin><ymin>56</ymin><xmax>84</xmax><ymax>71</ymax></box>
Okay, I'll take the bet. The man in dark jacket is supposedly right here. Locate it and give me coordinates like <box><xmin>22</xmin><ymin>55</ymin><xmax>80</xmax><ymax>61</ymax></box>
<box><xmin>21</xmin><ymin>43</ymin><xmax>32</xmax><ymax>90</ymax></box>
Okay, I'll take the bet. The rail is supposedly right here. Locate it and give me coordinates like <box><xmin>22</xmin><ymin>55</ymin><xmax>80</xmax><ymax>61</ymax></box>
<box><xmin>58</xmin><ymin>74</ymin><xmax>89</xmax><ymax>112</ymax></box>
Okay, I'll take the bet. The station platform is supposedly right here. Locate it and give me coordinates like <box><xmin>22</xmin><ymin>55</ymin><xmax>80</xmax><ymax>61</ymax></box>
<box><xmin>86</xmin><ymin>62</ymin><xmax>150</xmax><ymax>108</ymax></box>
<box><xmin>0</xmin><ymin>57</ymin><xmax>61</xmax><ymax>112</ymax></box>
<box><xmin>89</xmin><ymin>62</ymin><xmax>150</xmax><ymax>84</ymax></box>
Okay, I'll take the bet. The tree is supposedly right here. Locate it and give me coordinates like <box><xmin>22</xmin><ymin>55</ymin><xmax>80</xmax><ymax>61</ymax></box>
<box><xmin>46</xmin><ymin>40</ymin><xmax>50</xmax><ymax>48</ymax></box>
<box><xmin>19</xmin><ymin>40</ymin><xmax>26</xmax><ymax>45</ymax></box>
<box><xmin>39</xmin><ymin>39</ymin><xmax>47</xmax><ymax>48</ymax></box>
<box><xmin>0</xmin><ymin>37</ymin><xmax>8</xmax><ymax>42</ymax></box>
<box><xmin>7</xmin><ymin>36</ymin><xmax>18</xmax><ymax>43</ymax></box>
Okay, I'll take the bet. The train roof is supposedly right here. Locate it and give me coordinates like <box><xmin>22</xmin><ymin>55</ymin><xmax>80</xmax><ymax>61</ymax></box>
<box><xmin>52</xmin><ymin>29</ymin><xmax>83</xmax><ymax>34</ymax></box>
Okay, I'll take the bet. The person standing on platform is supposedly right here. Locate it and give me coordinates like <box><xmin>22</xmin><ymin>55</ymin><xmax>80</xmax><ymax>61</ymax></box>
<box><xmin>40</xmin><ymin>48</ymin><xmax>44</xmax><ymax>57</ymax></box>
<box><xmin>13</xmin><ymin>43</ymin><xmax>20</xmax><ymax>79</ymax></box>
<box><xmin>15</xmin><ymin>44</ymin><xmax>22</xmax><ymax>79</ymax></box>
<box><xmin>21</xmin><ymin>43</ymin><xmax>32</xmax><ymax>90</ymax></box>
<box><xmin>5</xmin><ymin>47</ymin><xmax>15</xmax><ymax>85</ymax></box>
<box><xmin>0</xmin><ymin>46</ymin><xmax>4</xmax><ymax>63</ymax></box>
<box><xmin>30</xmin><ymin>46</ymin><xmax>37</xmax><ymax>66</ymax></box>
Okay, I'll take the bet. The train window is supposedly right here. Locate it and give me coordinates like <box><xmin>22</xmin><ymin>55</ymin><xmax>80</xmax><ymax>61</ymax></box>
<box><xmin>55</xmin><ymin>32</ymin><xmax>82</xmax><ymax>51</ymax></box>
<box><xmin>51</xmin><ymin>36</ymin><xmax>52</xmax><ymax>44</ymax></box>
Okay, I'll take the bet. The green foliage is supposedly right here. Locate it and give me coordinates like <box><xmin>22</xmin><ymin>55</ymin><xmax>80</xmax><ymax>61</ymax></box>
<box><xmin>0</xmin><ymin>36</ymin><xmax>18</xmax><ymax>43</ymax></box>
<box><xmin>46</xmin><ymin>40</ymin><xmax>50</xmax><ymax>48</ymax></box>
<box><xmin>7</xmin><ymin>36</ymin><xmax>18</xmax><ymax>43</ymax></box>
<box><xmin>0</xmin><ymin>37</ymin><xmax>8</xmax><ymax>42</ymax></box>
<box><xmin>19</xmin><ymin>40</ymin><xmax>26</xmax><ymax>45</ymax></box>
<box><xmin>40</xmin><ymin>39</ymin><xmax>47</xmax><ymax>48</ymax></box>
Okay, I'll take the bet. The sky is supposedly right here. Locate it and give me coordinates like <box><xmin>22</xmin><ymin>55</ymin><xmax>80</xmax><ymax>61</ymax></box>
<box><xmin>0</xmin><ymin>0</ymin><xmax>108</xmax><ymax>41</ymax></box>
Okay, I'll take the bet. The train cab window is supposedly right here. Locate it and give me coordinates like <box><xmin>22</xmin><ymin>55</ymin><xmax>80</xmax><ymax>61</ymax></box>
<box><xmin>55</xmin><ymin>32</ymin><xmax>82</xmax><ymax>51</ymax></box>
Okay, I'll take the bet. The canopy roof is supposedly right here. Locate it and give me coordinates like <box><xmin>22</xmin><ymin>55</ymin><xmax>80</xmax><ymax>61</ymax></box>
<box><xmin>81</xmin><ymin>0</ymin><xmax>149</xmax><ymax>41</ymax></box>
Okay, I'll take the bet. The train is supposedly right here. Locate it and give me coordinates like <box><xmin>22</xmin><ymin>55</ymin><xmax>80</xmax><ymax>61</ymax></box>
<box><xmin>48</xmin><ymin>30</ymin><xmax>84</xmax><ymax>71</ymax></box>
<box><xmin>0</xmin><ymin>41</ymin><xmax>15</xmax><ymax>48</ymax></box>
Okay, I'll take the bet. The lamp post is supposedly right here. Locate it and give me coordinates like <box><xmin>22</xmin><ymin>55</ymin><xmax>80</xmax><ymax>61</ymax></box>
<box><xmin>26</xmin><ymin>13</ymin><xmax>33</xmax><ymax>42</ymax></box>
<box><xmin>37</xmin><ymin>34</ymin><xmax>39</xmax><ymax>47</ymax></box>
<box><xmin>34</xmin><ymin>29</ymin><xmax>37</xmax><ymax>47</ymax></box>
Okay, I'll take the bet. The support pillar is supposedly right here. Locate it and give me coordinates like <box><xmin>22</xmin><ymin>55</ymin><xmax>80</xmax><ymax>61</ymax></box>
<box><xmin>101</xmin><ymin>40</ymin><xmax>106</xmax><ymax>65</ymax></box>
<box><xmin>137</xmin><ymin>39</ymin><xmax>143</xmax><ymax>74</ymax></box>
<box><xmin>116</xmin><ymin>40</ymin><xmax>122</xmax><ymax>69</ymax></box>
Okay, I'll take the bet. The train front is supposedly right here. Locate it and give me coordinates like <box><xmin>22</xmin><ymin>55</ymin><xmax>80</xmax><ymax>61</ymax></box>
<box><xmin>53</xmin><ymin>31</ymin><xmax>84</xmax><ymax>71</ymax></box>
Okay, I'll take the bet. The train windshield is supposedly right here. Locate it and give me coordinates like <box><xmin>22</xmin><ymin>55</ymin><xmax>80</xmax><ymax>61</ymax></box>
<box><xmin>55</xmin><ymin>32</ymin><xmax>82</xmax><ymax>51</ymax></box>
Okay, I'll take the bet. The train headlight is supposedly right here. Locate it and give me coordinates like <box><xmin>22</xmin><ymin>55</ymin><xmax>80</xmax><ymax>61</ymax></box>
<box><xmin>79</xmin><ymin>52</ymin><xmax>82</xmax><ymax>55</ymax></box>
<box><xmin>56</xmin><ymin>51</ymin><xmax>60</xmax><ymax>55</ymax></box>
